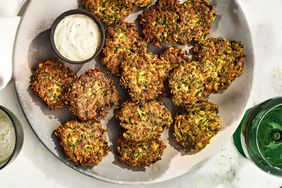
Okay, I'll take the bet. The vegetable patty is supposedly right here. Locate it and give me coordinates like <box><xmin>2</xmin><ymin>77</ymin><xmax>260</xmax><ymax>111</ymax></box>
<box><xmin>120</xmin><ymin>52</ymin><xmax>171</xmax><ymax>101</ymax></box>
<box><xmin>191</xmin><ymin>37</ymin><xmax>245</xmax><ymax>92</ymax></box>
<box><xmin>116</xmin><ymin>136</ymin><xmax>166</xmax><ymax>167</ymax></box>
<box><xmin>116</xmin><ymin>100</ymin><xmax>172</xmax><ymax>141</ymax></box>
<box><xmin>31</xmin><ymin>60</ymin><xmax>76</xmax><ymax>110</ymax></box>
<box><xmin>169</xmin><ymin>61</ymin><xmax>210</xmax><ymax>107</ymax></box>
<box><xmin>82</xmin><ymin>0</ymin><xmax>153</xmax><ymax>25</ymax></box>
<box><xmin>69</xmin><ymin>69</ymin><xmax>119</xmax><ymax>121</ymax></box>
<box><xmin>55</xmin><ymin>120</ymin><xmax>109</xmax><ymax>167</ymax></box>
<box><xmin>102</xmin><ymin>22</ymin><xmax>147</xmax><ymax>75</ymax></box>
<box><xmin>173</xmin><ymin>101</ymin><xmax>222</xmax><ymax>152</ymax></box>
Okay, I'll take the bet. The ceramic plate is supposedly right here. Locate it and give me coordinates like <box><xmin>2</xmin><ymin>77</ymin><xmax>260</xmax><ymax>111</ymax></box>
<box><xmin>13</xmin><ymin>0</ymin><xmax>254</xmax><ymax>184</ymax></box>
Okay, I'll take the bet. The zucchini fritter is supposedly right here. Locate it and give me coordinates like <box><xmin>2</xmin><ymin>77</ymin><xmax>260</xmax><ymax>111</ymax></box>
<box><xmin>120</xmin><ymin>52</ymin><xmax>171</xmax><ymax>101</ymax></box>
<box><xmin>69</xmin><ymin>69</ymin><xmax>119</xmax><ymax>121</ymax></box>
<box><xmin>173</xmin><ymin>101</ymin><xmax>222</xmax><ymax>152</ymax></box>
<box><xmin>55</xmin><ymin>120</ymin><xmax>109</xmax><ymax>167</ymax></box>
<box><xmin>169</xmin><ymin>61</ymin><xmax>210</xmax><ymax>107</ymax></box>
<box><xmin>82</xmin><ymin>0</ymin><xmax>152</xmax><ymax>25</ymax></box>
<box><xmin>102</xmin><ymin>22</ymin><xmax>147</xmax><ymax>75</ymax></box>
<box><xmin>139</xmin><ymin>0</ymin><xmax>216</xmax><ymax>46</ymax></box>
<box><xmin>116</xmin><ymin>100</ymin><xmax>172</xmax><ymax>141</ymax></box>
<box><xmin>82</xmin><ymin>0</ymin><xmax>136</xmax><ymax>25</ymax></box>
<box><xmin>116</xmin><ymin>136</ymin><xmax>166</xmax><ymax>167</ymax></box>
<box><xmin>31</xmin><ymin>60</ymin><xmax>76</xmax><ymax>110</ymax></box>
<box><xmin>191</xmin><ymin>37</ymin><xmax>245</xmax><ymax>92</ymax></box>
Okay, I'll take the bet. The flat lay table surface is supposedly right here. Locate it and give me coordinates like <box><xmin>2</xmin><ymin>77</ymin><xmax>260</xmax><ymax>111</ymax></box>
<box><xmin>0</xmin><ymin>0</ymin><xmax>282</xmax><ymax>187</ymax></box>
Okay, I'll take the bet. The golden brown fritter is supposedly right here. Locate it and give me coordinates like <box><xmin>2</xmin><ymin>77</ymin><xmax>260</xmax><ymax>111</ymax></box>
<box><xmin>68</xmin><ymin>69</ymin><xmax>119</xmax><ymax>121</ymax></box>
<box><xmin>173</xmin><ymin>101</ymin><xmax>222</xmax><ymax>152</ymax></box>
<box><xmin>82</xmin><ymin>0</ymin><xmax>136</xmax><ymax>25</ymax></box>
<box><xmin>116</xmin><ymin>100</ymin><xmax>172</xmax><ymax>141</ymax></box>
<box><xmin>102</xmin><ymin>22</ymin><xmax>147</xmax><ymax>75</ymax></box>
<box><xmin>169</xmin><ymin>61</ymin><xmax>211</xmax><ymax>108</ymax></box>
<box><xmin>82</xmin><ymin>0</ymin><xmax>153</xmax><ymax>25</ymax></box>
<box><xmin>116</xmin><ymin>136</ymin><xmax>166</xmax><ymax>167</ymax></box>
<box><xmin>160</xmin><ymin>47</ymin><xmax>190</xmax><ymax>69</ymax></box>
<box><xmin>55</xmin><ymin>120</ymin><xmax>109</xmax><ymax>167</ymax></box>
<box><xmin>191</xmin><ymin>37</ymin><xmax>245</xmax><ymax>92</ymax></box>
<box><xmin>31</xmin><ymin>60</ymin><xmax>76</xmax><ymax>110</ymax></box>
<box><xmin>120</xmin><ymin>52</ymin><xmax>171</xmax><ymax>101</ymax></box>
<box><xmin>139</xmin><ymin>0</ymin><xmax>216</xmax><ymax>47</ymax></box>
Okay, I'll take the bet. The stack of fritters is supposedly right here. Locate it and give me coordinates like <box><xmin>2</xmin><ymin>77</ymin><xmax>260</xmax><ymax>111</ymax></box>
<box><xmin>139</xmin><ymin>0</ymin><xmax>216</xmax><ymax>46</ymax></box>
<box><xmin>82</xmin><ymin>0</ymin><xmax>153</xmax><ymax>25</ymax></box>
<box><xmin>116</xmin><ymin>100</ymin><xmax>172</xmax><ymax>167</ymax></box>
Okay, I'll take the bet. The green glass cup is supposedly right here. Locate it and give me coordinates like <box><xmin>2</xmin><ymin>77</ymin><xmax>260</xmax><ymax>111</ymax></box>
<box><xmin>233</xmin><ymin>97</ymin><xmax>282</xmax><ymax>176</ymax></box>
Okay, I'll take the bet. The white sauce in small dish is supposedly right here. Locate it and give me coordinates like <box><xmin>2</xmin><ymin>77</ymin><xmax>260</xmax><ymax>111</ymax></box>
<box><xmin>0</xmin><ymin>109</ymin><xmax>16</xmax><ymax>168</ymax></box>
<box><xmin>54</xmin><ymin>14</ymin><xmax>101</xmax><ymax>62</ymax></box>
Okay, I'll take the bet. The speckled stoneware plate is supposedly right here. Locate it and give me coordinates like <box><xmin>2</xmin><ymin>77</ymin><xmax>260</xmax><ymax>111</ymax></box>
<box><xmin>13</xmin><ymin>0</ymin><xmax>254</xmax><ymax>184</ymax></box>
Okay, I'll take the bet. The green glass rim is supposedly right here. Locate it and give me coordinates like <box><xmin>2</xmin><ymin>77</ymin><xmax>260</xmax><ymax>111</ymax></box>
<box><xmin>245</xmin><ymin>97</ymin><xmax>282</xmax><ymax>176</ymax></box>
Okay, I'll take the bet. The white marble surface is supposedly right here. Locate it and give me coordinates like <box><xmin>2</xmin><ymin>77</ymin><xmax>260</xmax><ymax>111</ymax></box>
<box><xmin>0</xmin><ymin>0</ymin><xmax>282</xmax><ymax>187</ymax></box>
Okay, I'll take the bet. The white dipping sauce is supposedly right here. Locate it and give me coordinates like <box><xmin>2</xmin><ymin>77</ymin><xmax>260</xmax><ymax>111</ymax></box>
<box><xmin>0</xmin><ymin>109</ymin><xmax>16</xmax><ymax>167</ymax></box>
<box><xmin>54</xmin><ymin>14</ymin><xmax>101</xmax><ymax>62</ymax></box>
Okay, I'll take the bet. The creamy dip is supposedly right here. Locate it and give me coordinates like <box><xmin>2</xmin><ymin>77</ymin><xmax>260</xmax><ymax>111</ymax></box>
<box><xmin>0</xmin><ymin>108</ymin><xmax>16</xmax><ymax>168</ymax></box>
<box><xmin>54</xmin><ymin>14</ymin><xmax>101</xmax><ymax>62</ymax></box>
